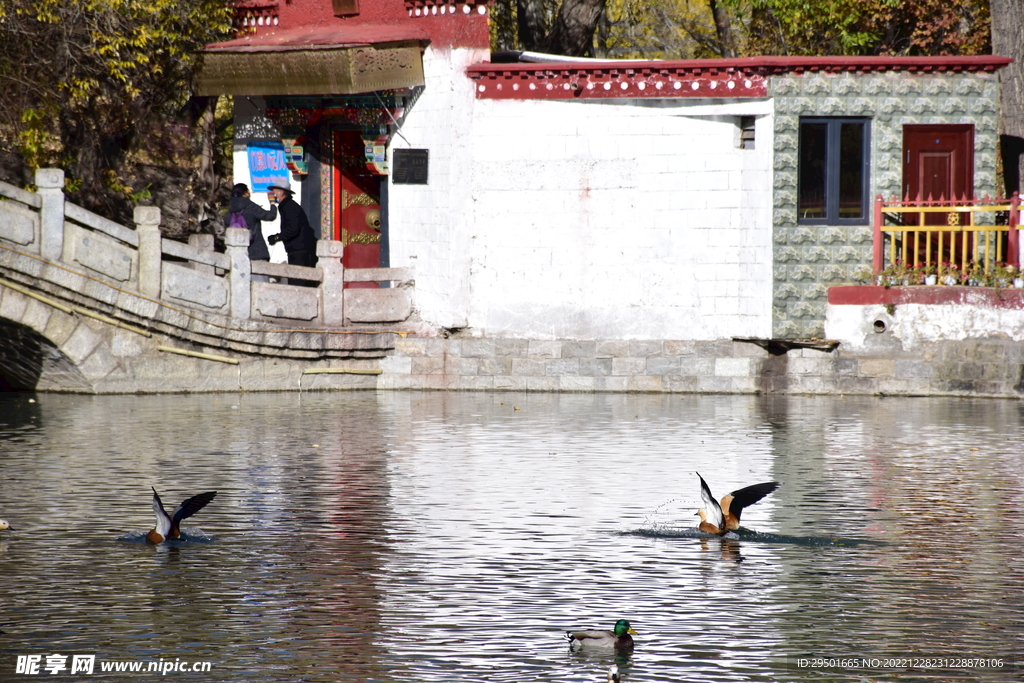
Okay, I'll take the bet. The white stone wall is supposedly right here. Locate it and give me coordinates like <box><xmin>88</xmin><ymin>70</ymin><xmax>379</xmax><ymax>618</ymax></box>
<box><xmin>387</xmin><ymin>47</ymin><xmax>489</xmax><ymax>330</ymax></box>
<box><xmin>390</xmin><ymin>58</ymin><xmax>776</xmax><ymax>340</ymax></box>
<box><xmin>827</xmin><ymin>302</ymin><xmax>1024</xmax><ymax>349</ymax></box>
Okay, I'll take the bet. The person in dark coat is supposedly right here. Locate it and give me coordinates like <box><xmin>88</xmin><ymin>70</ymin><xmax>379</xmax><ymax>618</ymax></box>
<box><xmin>224</xmin><ymin>183</ymin><xmax>277</xmax><ymax>282</ymax></box>
<box><xmin>268</xmin><ymin>180</ymin><xmax>318</xmax><ymax>286</ymax></box>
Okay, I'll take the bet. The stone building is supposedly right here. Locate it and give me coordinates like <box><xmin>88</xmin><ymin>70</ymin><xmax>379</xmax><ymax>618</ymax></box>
<box><xmin>197</xmin><ymin>0</ymin><xmax>1011</xmax><ymax>342</ymax></box>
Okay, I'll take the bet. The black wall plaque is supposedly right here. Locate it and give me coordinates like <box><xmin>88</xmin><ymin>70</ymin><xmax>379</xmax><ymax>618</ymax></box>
<box><xmin>393</xmin><ymin>148</ymin><xmax>429</xmax><ymax>185</ymax></box>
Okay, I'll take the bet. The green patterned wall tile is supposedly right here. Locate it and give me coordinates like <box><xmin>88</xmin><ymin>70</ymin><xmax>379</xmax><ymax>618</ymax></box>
<box><xmin>909</xmin><ymin>98</ymin><xmax>938</xmax><ymax>115</ymax></box>
<box><xmin>773</xmin><ymin>208</ymin><xmax>796</xmax><ymax>226</ymax></box>
<box><xmin>804</xmin><ymin>246</ymin><xmax>830</xmax><ymax>263</ymax></box>
<box><xmin>788</xmin><ymin>227</ymin><xmax>817</xmax><ymax>245</ymax></box>
<box><xmin>789</xmin><ymin>264</ymin><xmax>817</xmax><ymax>281</ymax></box>
<box><xmin>894</xmin><ymin>78</ymin><xmax>923</xmax><ymax>96</ymax></box>
<box><xmin>864</xmin><ymin>76</ymin><xmax>893</xmax><ymax>96</ymax></box>
<box><xmin>820</xmin><ymin>264</ymin><xmax>845</xmax><ymax>281</ymax></box>
<box><xmin>819</xmin><ymin>227</ymin><xmax>847</xmax><ymax>245</ymax></box>
<box><xmin>774</xmin><ymin>189</ymin><xmax>797</xmax><ymax>209</ymax></box>
<box><xmin>939</xmin><ymin>99</ymin><xmax>967</xmax><ymax>115</ymax></box>
<box><xmin>776</xmin><ymin>245</ymin><xmax>801</xmax><ymax>263</ymax></box>
<box><xmin>834</xmin><ymin>76</ymin><xmax>858</xmax><ymax>96</ymax></box>
<box><xmin>774</xmin><ymin>281</ymin><xmax>800</xmax><ymax>299</ymax></box>
<box><xmin>801</xmin><ymin>74</ymin><xmax>832</xmax><ymax>96</ymax></box>
<box><xmin>923</xmin><ymin>78</ymin><xmax>953</xmax><ymax>96</ymax></box>
<box><xmin>769</xmin><ymin>70</ymin><xmax>1002</xmax><ymax>338</ymax></box>
<box><xmin>802</xmin><ymin>281</ymin><xmax>830</xmax><ymax>299</ymax></box>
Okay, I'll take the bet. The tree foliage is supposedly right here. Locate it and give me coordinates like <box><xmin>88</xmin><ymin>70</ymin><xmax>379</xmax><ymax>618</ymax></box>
<box><xmin>0</xmin><ymin>0</ymin><xmax>234</xmax><ymax>229</ymax></box>
<box><xmin>491</xmin><ymin>0</ymin><xmax>991</xmax><ymax>60</ymax></box>
<box><xmin>492</xmin><ymin>0</ymin><xmax>609</xmax><ymax>56</ymax></box>
<box><xmin>492</xmin><ymin>0</ymin><xmax>726</xmax><ymax>59</ymax></box>
<box><xmin>596</xmin><ymin>0</ymin><xmax>723</xmax><ymax>59</ymax></box>
<box><xmin>748</xmin><ymin>0</ymin><xmax>990</xmax><ymax>57</ymax></box>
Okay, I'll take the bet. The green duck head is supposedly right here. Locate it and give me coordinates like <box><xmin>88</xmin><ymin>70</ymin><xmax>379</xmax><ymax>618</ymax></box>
<box><xmin>613</xmin><ymin>619</ymin><xmax>638</xmax><ymax>637</ymax></box>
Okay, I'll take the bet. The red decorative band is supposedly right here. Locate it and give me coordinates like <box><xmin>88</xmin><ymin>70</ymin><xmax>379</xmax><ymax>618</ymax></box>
<box><xmin>470</xmin><ymin>68</ymin><xmax>766</xmax><ymax>100</ymax></box>
<box><xmin>829</xmin><ymin>286</ymin><xmax>1024</xmax><ymax>309</ymax></box>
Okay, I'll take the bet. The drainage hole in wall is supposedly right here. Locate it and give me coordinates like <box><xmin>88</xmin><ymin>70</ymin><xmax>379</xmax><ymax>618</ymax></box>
<box><xmin>873</xmin><ymin>320</ymin><xmax>887</xmax><ymax>333</ymax></box>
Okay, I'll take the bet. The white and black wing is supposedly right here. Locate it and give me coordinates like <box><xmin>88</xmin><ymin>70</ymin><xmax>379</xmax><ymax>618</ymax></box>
<box><xmin>696</xmin><ymin>472</ymin><xmax>724</xmax><ymax>529</ymax></box>
<box><xmin>722</xmin><ymin>481</ymin><xmax>780</xmax><ymax>525</ymax></box>
<box><xmin>170</xmin><ymin>491</ymin><xmax>218</xmax><ymax>528</ymax></box>
<box><xmin>151</xmin><ymin>487</ymin><xmax>172</xmax><ymax>539</ymax></box>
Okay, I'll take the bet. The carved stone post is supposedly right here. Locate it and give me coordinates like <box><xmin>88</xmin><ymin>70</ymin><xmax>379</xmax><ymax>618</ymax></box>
<box><xmin>317</xmin><ymin>240</ymin><xmax>345</xmax><ymax>326</ymax></box>
<box><xmin>36</xmin><ymin>168</ymin><xmax>65</xmax><ymax>261</ymax></box>
<box><xmin>135</xmin><ymin>206</ymin><xmax>162</xmax><ymax>298</ymax></box>
<box><xmin>225</xmin><ymin>226</ymin><xmax>251</xmax><ymax>320</ymax></box>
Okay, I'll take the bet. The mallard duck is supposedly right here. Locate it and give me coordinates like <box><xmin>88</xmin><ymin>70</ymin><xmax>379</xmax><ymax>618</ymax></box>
<box><xmin>566</xmin><ymin>619</ymin><xmax>637</xmax><ymax>652</ymax></box>
<box><xmin>147</xmin><ymin>488</ymin><xmax>217</xmax><ymax>544</ymax></box>
<box><xmin>696</xmin><ymin>472</ymin><xmax>779</xmax><ymax>535</ymax></box>
<box><xmin>0</xmin><ymin>519</ymin><xmax>12</xmax><ymax>532</ymax></box>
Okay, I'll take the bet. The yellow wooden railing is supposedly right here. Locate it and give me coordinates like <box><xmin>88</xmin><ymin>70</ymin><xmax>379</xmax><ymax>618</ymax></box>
<box><xmin>873</xmin><ymin>193</ymin><xmax>1021</xmax><ymax>277</ymax></box>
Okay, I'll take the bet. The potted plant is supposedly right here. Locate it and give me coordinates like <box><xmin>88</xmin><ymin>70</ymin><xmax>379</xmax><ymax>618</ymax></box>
<box><xmin>877</xmin><ymin>261</ymin><xmax>911</xmax><ymax>287</ymax></box>
<box><xmin>991</xmin><ymin>263</ymin><xmax>1019</xmax><ymax>288</ymax></box>
<box><xmin>964</xmin><ymin>262</ymin><xmax>987</xmax><ymax>287</ymax></box>
<box><xmin>994</xmin><ymin>263</ymin><xmax>1024</xmax><ymax>288</ymax></box>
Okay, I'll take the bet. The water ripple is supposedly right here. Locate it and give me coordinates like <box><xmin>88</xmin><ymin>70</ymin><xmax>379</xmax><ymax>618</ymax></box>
<box><xmin>0</xmin><ymin>392</ymin><xmax>1022</xmax><ymax>681</ymax></box>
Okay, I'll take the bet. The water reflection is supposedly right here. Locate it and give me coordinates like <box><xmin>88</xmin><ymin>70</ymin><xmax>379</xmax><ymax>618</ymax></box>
<box><xmin>0</xmin><ymin>392</ymin><xmax>1021</xmax><ymax>681</ymax></box>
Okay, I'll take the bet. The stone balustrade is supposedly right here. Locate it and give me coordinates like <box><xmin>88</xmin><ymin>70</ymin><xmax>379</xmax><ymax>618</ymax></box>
<box><xmin>0</xmin><ymin>168</ymin><xmax>414</xmax><ymax>328</ymax></box>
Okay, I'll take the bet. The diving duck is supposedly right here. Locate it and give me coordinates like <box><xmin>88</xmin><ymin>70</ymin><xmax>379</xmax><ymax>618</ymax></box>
<box><xmin>147</xmin><ymin>487</ymin><xmax>217</xmax><ymax>544</ymax></box>
<box><xmin>0</xmin><ymin>519</ymin><xmax>12</xmax><ymax>532</ymax></box>
<box><xmin>566</xmin><ymin>619</ymin><xmax>637</xmax><ymax>653</ymax></box>
<box><xmin>696</xmin><ymin>472</ymin><xmax>779</xmax><ymax>535</ymax></box>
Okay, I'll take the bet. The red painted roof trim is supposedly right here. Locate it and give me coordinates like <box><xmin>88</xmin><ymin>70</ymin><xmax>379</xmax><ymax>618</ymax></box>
<box><xmin>468</xmin><ymin>55</ymin><xmax>1012</xmax><ymax>100</ymax></box>
<box><xmin>829</xmin><ymin>285</ymin><xmax>1024</xmax><ymax>309</ymax></box>
<box><xmin>469</xmin><ymin>55</ymin><xmax>1012</xmax><ymax>76</ymax></box>
<box><xmin>206</xmin><ymin>23</ymin><xmax>429</xmax><ymax>52</ymax></box>
<box><xmin>405</xmin><ymin>0</ymin><xmax>491</xmax><ymax>8</ymax></box>
<box><xmin>470</xmin><ymin>63</ymin><xmax>768</xmax><ymax>100</ymax></box>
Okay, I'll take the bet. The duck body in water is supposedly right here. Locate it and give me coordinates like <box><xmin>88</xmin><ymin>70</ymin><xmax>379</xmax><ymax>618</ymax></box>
<box><xmin>696</xmin><ymin>472</ymin><xmax>779</xmax><ymax>536</ymax></box>
<box><xmin>147</xmin><ymin>488</ymin><xmax>217</xmax><ymax>544</ymax></box>
<box><xmin>566</xmin><ymin>619</ymin><xmax>638</xmax><ymax>653</ymax></box>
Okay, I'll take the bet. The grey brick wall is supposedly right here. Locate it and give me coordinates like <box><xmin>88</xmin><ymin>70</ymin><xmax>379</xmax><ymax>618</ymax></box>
<box><xmin>379</xmin><ymin>335</ymin><xmax>1024</xmax><ymax>399</ymax></box>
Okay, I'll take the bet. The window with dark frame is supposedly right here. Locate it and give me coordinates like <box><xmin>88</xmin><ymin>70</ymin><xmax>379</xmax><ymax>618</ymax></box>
<box><xmin>798</xmin><ymin>117</ymin><xmax>870</xmax><ymax>224</ymax></box>
<box><xmin>739</xmin><ymin>116</ymin><xmax>756</xmax><ymax>149</ymax></box>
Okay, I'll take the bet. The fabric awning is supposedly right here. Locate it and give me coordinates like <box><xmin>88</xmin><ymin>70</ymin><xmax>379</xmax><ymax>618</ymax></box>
<box><xmin>196</xmin><ymin>25</ymin><xmax>427</xmax><ymax>96</ymax></box>
<box><xmin>197</xmin><ymin>45</ymin><xmax>424</xmax><ymax>96</ymax></box>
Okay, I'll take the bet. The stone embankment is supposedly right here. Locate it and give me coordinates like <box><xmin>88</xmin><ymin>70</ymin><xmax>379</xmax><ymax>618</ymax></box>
<box><xmin>379</xmin><ymin>335</ymin><xmax>1024</xmax><ymax>398</ymax></box>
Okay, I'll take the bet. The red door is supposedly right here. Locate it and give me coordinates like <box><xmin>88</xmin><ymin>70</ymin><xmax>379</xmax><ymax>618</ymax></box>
<box><xmin>903</xmin><ymin>125</ymin><xmax>974</xmax><ymax>263</ymax></box>
<box><xmin>903</xmin><ymin>125</ymin><xmax>973</xmax><ymax>223</ymax></box>
<box><xmin>334</xmin><ymin>130</ymin><xmax>381</xmax><ymax>289</ymax></box>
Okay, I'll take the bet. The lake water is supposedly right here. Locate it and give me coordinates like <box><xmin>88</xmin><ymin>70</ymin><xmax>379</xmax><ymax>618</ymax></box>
<box><xmin>0</xmin><ymin>391</ymin><xmax>1022</xmax><ymax>682</ymax></box>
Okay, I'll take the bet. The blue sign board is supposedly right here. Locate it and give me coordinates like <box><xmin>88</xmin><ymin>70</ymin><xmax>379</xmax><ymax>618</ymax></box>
<box><xmin>247</xmin><ymin>142</ymin><xmax>289</xmax><ymax>192</ymax></box>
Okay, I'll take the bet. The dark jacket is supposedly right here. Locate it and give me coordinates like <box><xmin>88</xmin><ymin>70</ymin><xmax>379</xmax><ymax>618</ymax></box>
<box><xmin>276</xmin><ymin>196</ymin><xmax>317</xmax><ymax>254</ymax></box>
<box><xmin>224</xmin><ymin>196</ymin><xmax>277</xmax><ymax>261</ymax></box>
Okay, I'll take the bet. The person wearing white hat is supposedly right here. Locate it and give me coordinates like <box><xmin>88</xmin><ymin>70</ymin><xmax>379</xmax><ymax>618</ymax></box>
<box><xmin>267</xmin><ymin>180</ymin><xmax>318</xmax><ymax>285</ymax></box>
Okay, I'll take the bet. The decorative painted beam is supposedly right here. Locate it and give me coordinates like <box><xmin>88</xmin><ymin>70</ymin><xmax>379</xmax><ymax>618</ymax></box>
<box><xmin>467</xmin><ymin>55</ymin><xmax>1012</xmax><ymax>101</ymax></box>
<box><xmin>469</xmin><ymin>66</ymin><xmax>766</xmax><ymax>100</ymax></box>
